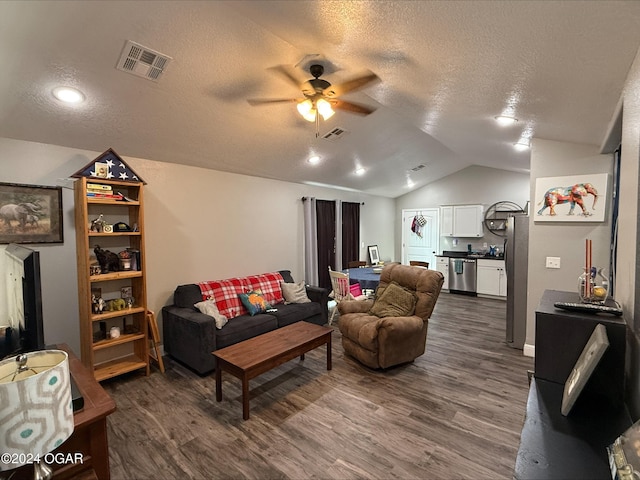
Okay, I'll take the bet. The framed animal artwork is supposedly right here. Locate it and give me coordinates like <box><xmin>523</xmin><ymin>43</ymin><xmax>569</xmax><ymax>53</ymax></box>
<box><xmin>534</xmin><ymin>173</ymin><xmax>608</xmax><ymax>223</ymax></box>
<box><xmin>0</xmin><ymin>182</ymin><xmax>63</xmax><ymax>243</ymax></box>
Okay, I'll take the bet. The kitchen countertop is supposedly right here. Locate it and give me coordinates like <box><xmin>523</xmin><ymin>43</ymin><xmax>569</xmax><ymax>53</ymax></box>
<box><xmin>436</xmin><ymin>253</ymin><xmax>505</xmax><ymax>260</ymax></box>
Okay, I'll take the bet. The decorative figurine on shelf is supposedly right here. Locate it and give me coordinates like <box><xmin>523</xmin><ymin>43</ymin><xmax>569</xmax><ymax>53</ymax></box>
<box><xmin>92</xmin><ymin>294</ymin><xmax>106</xmax><ymax>314</ymax></box>
<box><xmin>90</xmin><ymin>214</ymin><xmax>104</xmax><ymax>232</ymax></box>
<box><xmin>108</xmin><ymin>298</ymin><xmax>126</xmax><ymax>311</ymax></box>
<box><xmin>94</xmin><ymin>245</ymin><xmax>120</xmax><ymax>273</ymax></box>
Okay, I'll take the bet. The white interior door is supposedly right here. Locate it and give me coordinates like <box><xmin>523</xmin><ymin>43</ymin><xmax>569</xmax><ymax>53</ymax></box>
<box><xmin>402</xmin><ymin>208</ymin><xmax>439</xmax><ymax>268</ymax></box>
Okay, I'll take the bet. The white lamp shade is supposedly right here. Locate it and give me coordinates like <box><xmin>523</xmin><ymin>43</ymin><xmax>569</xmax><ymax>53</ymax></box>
<box><xmin>0</xmin><ymin>350</ymin><xmax>74</xmax><ymax>471</ymax></box>
<box><xmin>296</xmin><ymin>99</ymin><xmax>317</xmax><ymax>122</ymax></box>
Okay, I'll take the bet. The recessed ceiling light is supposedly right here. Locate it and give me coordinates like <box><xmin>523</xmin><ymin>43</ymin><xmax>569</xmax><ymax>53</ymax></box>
<box><xmin>406</xmin><ymin>180</ymin><xmax>415</xmax><ymax>188</ymax></box>
<box><xmin>354</xmin><ymin>167</ymin><xmax>366</xmax><ymax>176</ymax></box>
<box><xmin>514</xmin><ymin>140</ymin><xmax>530</xmax><ymax>151</ymax></box>
<box><xmin>495</xmin><ymin>115</ymin><xmax>517</xmax><ymax>126</ymax></box>
<box><xmin>307</xmin><ymin>155</ymin><xmax>321</xmax><ymax>165</ymax></box>
<box><xmin>52</xmin><ymin>86</ymin><xmax>85</xmax><ymax>104</ymax></box>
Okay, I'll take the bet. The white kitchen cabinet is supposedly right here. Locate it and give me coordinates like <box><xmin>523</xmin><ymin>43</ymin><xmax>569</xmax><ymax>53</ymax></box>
<box><xmin>477</xmin><ymin>259</ymin><xmax>506</xmax><ymax>297</ymax></box>
<box><xmin>436</xmin><ymin>256</ymin><xmax>449</xmax><ymax>290</ymax></box>
<box><xmin>440</xmin><ymin>206</ymin><xmax>454</xmax><ymax>236</ymax></box>
<box><xmin>440</xmin><ymin>205</ymin><xmax>484</xmax><ymax>237</ymax></box>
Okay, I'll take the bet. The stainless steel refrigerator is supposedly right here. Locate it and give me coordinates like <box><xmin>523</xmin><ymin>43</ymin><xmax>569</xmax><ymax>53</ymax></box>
<box><xmin>504</xmin><ymin>214</ymin><xmax>529</xmax><ymax>349</ymax></box>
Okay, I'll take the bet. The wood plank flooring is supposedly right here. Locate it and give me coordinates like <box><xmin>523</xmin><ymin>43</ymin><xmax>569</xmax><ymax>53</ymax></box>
<box><xmin>103</xmin><ymin>293</ymin><xmax>533</xmax><ymax>479</ymax></box>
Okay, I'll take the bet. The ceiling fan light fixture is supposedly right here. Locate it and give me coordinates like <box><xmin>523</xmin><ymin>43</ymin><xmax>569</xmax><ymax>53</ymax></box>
<box><xmin>316</xmin><ymin>98</ymin><xmax>334</xmax><ymax>120</ymax></box>
<box><xmin>495</xmin><ymin>115</ymin><xmax>518</xmax><ymax>126</ymax></box>
<box><xmin>297</xmin><ymin>99</ymin><xmax>316</xmax><ymax>122</ymax></box>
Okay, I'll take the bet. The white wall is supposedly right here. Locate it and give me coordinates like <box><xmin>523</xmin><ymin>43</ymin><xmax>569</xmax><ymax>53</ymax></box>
<box><xmin>0</xmin><ymin>137</ymin><xmax>395</xmax><ymax>355</ymax></box>
<box><xmin>526</xmin><ymin>139</ymin><xmax>613</xmax><ymax>350</ymax></box>
<box><xmin>394</xmin><ymin>165</ymin><xmax>530</xmax><ymax>259</ymax></box>
<box><xmin>617</xmin><ymin>43</ymin><xmax>640</xmax><ymax>419</ymax></box>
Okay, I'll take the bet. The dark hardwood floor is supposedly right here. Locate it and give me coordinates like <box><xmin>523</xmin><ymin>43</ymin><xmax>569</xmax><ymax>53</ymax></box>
<box><xmin>103</xmin><ymin>293</ymin><xmax>533</xmax><ymax>479</ymax></box>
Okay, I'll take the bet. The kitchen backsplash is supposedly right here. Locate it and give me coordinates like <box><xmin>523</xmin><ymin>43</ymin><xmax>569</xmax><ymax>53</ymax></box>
<box><xmin>440</xmin><ymin>237</ymin><xmax>504</xmax><ymax>255</ymax></box>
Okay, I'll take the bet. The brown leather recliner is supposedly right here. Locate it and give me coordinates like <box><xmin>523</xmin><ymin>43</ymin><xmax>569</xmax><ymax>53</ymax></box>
<box><xmin>337</xmin><ymin>264</ymin><xmax>444</xmax><ymax>369</ymax></box>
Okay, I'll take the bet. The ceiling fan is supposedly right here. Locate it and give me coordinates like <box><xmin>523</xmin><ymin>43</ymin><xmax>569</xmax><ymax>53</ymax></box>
<box><xmin>248</xmin><ymin>64</ymin><xmax>379</xmax><ymax>137</ymax></box>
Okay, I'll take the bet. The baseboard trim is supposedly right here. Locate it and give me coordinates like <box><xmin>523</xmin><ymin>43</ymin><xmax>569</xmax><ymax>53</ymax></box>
<box><xmin>523</xmin><ymin>343</ymin><xmax>535</xmax><ymax>358</ymax></box>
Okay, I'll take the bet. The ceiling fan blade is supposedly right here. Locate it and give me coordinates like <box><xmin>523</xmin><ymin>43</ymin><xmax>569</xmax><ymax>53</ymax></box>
<box><xmin>332</xmin><ymin>100</ymin><xmax>376</xmax><ymax>115</ymax></box>
<box><xmin>268</xmin><ymin>65</ymin><xmax>307</xmax><ymax>89</ymax></box>
<box><xmin>324</xmin><ymin>71</ymin><xmax>380</xmax><ymax>98</ymax></box>
<box><xmin>247</xmin><ymin>98</ymin><xmax>300</xmax><ymax>106</ymax></box>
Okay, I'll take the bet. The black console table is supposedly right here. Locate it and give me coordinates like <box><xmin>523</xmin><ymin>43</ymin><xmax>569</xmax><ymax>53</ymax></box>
<box><xmin>514</xmin><ymin>290</ymin><xmax>632</xmax><ymax>479</ymax></box>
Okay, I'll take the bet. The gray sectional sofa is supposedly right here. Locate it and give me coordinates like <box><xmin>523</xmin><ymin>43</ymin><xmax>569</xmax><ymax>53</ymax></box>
<box><xmin>162</xmin><ymin>270</ymin><xmax>328</xmax><ymax>375</ymax></box>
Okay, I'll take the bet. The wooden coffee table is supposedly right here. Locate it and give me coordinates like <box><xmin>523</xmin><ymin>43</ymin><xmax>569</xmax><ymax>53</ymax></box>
<box><xmin>213</xmin><ymin>321</ymin><xmax>332</xmax><ymax>420</ymax></box>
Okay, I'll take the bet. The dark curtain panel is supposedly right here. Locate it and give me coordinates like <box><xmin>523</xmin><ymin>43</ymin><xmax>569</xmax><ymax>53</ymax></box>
<box><xmin>610</xmin><ymin>145</ymin><xmax>621</xmax><ymax>299</ymax></box>
<box><xmin>316</xmin><ymin>200</ymin><xmax>336</xmax><ymax>290</ymax></box>
<box><xmin>342</xmin><ymin>202</ymin><xmax>360</xmax><ymax>266</ymax></box>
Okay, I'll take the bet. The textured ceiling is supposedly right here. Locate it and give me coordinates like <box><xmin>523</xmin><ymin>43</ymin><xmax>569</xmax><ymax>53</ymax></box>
<box><xmin>1</xmin><ymin>1</ymin><xmax>639</xmax><ymax>197</ymax></box>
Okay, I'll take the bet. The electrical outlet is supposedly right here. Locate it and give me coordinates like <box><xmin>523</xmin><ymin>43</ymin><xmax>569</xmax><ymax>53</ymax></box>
<box><xmin>546</xmin><ymin>257</ymin><xmax>561</xmax><ymax>269</ymax></box>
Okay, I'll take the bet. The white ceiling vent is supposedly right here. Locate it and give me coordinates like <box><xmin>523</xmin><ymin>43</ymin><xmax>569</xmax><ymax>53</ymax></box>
<box><xmin>410</xmin><ymin>163</ymin><xmax>427</xmax><ymax>172</ymax></box>
<box><xmin>322</xmin><ymin>127</ymin><xmax>348</xmax><ymax>141</ymax></box>
<box><xmin>116</xmin><ymin>40</ymin><xmax>172</xmax><ymax>82</ymax></box>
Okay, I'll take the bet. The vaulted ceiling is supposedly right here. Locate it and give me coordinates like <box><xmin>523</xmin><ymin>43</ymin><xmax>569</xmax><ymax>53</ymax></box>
<box><xmin>1</xmin><ymin>1</ymin><xmax>639</xmax><ymax>197</ymax></box>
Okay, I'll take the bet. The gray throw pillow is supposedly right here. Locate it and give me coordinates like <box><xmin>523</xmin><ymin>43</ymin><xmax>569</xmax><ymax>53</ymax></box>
<box><xmin>281</xmin><ymin>281</ymin><xmax>311</xmax><ymax>304</ymax></box>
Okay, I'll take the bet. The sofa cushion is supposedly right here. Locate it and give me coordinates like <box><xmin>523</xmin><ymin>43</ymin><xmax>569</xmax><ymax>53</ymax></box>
<box><xmin>369</xmin><ymin>281</ymin><xmax>417</xmax><ymax>318</ymax></box>
<box><xmin>199</xmin><ymin>277</ymin><xmax>252</xmax><ymax>318</ymax></box>
<box><xmin>281</xmin><ymin>281</ymin><xmax>311</xmax><ymax>304</ymax></box>
<box><xmin>238</xmin><ymin>291</ymin><xmax>271</xmax><ymax>316</ymax></box>
<box><xmin>194</xmin><ymin>299</ymin><xmax>228</xmax><ymax>329</ymax></box>
<box><xmin>215</xmin><ymin>313</ymin><xmax>278</xmax><ymax>349</ymax></box>
<box><xmin>246</xmin><ymin>272</ymin><xmax>285</xmax><ymax>305</ymax></box>
<box><xmin>270</xmin><ymin>302</ymin><xmax>323</xmax><ymax>327</ymax></box>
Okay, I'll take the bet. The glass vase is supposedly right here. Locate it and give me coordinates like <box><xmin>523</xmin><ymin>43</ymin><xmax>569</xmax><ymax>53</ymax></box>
<box><xmin>578</xmin><ymin>267</ymin><xmax>609</xmax><ymax>304</ymax></box>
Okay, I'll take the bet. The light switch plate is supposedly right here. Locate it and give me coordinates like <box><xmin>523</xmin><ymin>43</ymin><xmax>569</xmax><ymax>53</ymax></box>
<box><xmin>546</xmin><ymin>256</ymin><xmax>561</xmax><ymax>269</ymax></box>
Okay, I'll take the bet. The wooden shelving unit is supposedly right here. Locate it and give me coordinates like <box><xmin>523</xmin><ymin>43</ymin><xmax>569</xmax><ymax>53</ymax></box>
<box><xmin>74</xmin><ymin>177</ymin><xmax>149</xmax><ymax>381</ymax></box>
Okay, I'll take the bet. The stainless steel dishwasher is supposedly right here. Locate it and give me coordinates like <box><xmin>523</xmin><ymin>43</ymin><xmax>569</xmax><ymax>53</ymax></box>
<box><xmin>448</xmin><ymin>258</ymin><xmax>477</xmax><ymax>294</ymax></box>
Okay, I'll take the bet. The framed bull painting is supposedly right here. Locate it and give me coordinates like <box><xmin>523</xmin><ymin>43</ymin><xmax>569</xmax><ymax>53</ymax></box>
<box><xmin>534</xmin><ymin>174</ymin><xmax>608</xmax><ymax>223</ymax></box>
<box><xmin>0</xmin><ymin>182</ymin><xmax>63</xmax><ymax>243</ymax></box>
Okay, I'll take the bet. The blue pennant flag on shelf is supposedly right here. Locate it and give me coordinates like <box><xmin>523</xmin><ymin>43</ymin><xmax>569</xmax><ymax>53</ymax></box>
<box><xmin>71</xmin><ymin>148</ymin><xmax>146</xmax><ymax>184</ymax></box>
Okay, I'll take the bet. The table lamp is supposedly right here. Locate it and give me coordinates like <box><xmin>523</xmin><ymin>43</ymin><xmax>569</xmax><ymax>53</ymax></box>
<box><xmin>0</xmin><ymin>350</ymin><xmax>74</xmax><ymax>480</ymax></box>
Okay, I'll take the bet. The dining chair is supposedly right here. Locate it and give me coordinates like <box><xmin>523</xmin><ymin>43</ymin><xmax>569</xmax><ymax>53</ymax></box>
<box><xmin>348</xmin><ymin>260</ymin><xmax>367</xmax><ymax>268</ymax></box>
<box><xmin>409</xmin><ymin>260</ymin><xmax>430</xmax><ymax>268</ymax></box>
<box><xmin>328</xmin><ymin>267</ymin><xmax>350</xmax><ymax>325</ymax></box>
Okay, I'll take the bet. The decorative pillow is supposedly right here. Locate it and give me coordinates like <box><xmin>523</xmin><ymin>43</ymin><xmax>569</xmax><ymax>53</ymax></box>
<box><xmin>199</xmin><ymin>278</ymin><xmax>252</xmax><ymax>318</ymax></box>
<box><xmin>369</xmin><ymin>281</ymin><xmax>417</xmax><ymax>318</ymax></box>
<box><xmin>246</xmin><ymin>272</ymin><xmax>285</xmax><ymax>305</ymax></box>
<box><xmin>280</xmin><ymin>281</ymin><xmax>311</xmax><ymax>304</ymax></box>
<box><xmin>349</xmin><ymin>283</ymin><xmax>363</xmax><ymax>297</ymax></box>
<box><xmin>194</xmin><ymin>299</ymin><xmax>228</xmax><ymax>329</ymax></box>
<box><xmin>238</xmin><ymin>290</ymin><xmax>272</xmax><ymax>316</ymax></box>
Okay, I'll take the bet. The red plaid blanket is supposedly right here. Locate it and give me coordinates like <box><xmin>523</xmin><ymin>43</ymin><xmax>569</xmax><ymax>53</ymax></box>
<box><xmin>246</xmin><ymin>272</ymin><xmax>285</xmax><ymax>305</ymax></box>
<box><xmin>198</xmin><ymin>272</ymin><xmax>285</xmax><ymax>319</ymax></box>
<box><xmin>198</xmin><ymin>277</ymin><xmax>251</xmax><ymax>319</ymax></box>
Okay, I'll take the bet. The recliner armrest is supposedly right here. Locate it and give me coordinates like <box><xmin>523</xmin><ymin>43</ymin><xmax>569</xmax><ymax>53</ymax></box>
<box><xmin>338</xmin><ymin>299</ymin><xmax>374</xmax><ymax>314</ymax></box>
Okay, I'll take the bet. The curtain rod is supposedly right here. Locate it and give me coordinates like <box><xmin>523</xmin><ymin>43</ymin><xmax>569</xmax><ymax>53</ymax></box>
<box><xmin>301</xmin><ymin>197</ymin><xmax>364</xmax><ymax>205</ymax></box>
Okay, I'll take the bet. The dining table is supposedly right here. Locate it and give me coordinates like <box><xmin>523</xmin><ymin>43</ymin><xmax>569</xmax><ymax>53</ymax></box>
<box><xmin>346</xmin><ymin>267</ymin><xmax>382</xmax><ymax>291</ymax></box>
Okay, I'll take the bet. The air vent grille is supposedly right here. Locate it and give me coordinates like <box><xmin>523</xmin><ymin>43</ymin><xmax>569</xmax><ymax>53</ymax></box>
<box><xmin>322</xmin><ymin>127</ymin><xmax>348</xmax><ymax>141</ymax></box>
<box><xmin>410</xmin><ymin>164</ymin><xmax>427</xmax><ymax>172</ymax></box>
<box><xmin>116</xmin><ymin>40</ymin><xmax>172</xmax><ymax>82</ymax></box>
